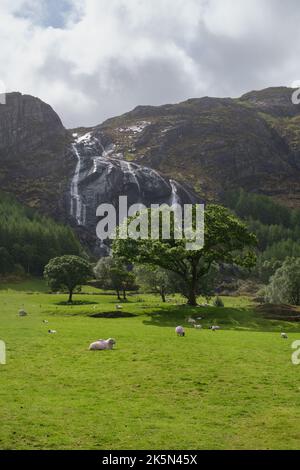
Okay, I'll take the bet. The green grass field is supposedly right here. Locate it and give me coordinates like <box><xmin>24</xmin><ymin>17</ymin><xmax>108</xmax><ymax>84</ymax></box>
<box><xmin>1</xmin><ymin>279</ymin><xmax>300</xmax><ymax>450</ymax></box>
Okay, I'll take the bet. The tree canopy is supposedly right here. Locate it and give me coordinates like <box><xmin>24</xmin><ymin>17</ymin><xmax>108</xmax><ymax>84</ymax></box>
<box><xmin>44</xmin><ymin>255</ymin><xmax>92</xmax><ymax>303</ymax></box>
<box><xmin>94</xmin><ymin>257</ymin><xmax>137</xmax><ymax>300</ymax></box>
<box><xmin>266</xmin><ymin>257</ymin><xmax>300</xmax><ymax>305</ymax></box>
<box><xmin>113</xmin><ymin>204</ymin><xmax>256</xmax><ymax>305</ymax></box>
<box><xmin>0</xmin><ymin>192</ymin><xmax>83</xmax><ymax>276</ymax></box>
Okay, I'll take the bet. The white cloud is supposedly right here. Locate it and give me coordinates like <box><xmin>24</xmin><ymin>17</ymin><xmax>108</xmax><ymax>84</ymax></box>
<box><xmin>0</xmin><ymin>0</ymin><xmax>299</xmax><ymax>127</ymax></box>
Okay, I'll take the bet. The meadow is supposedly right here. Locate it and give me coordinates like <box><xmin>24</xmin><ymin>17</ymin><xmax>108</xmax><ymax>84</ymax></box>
<box><xmin>1</xmin><ymin>279</ymin><xmax>300</xmax><ymax>450</ymax></box>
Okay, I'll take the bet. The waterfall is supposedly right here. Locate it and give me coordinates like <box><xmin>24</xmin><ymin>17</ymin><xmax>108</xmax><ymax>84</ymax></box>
<box><xmin>70</xmin><ymin>142</ymin><xmax>86</xmax><ymax>226</ymax></box>
<box><xmin>121</xmin><ymin>161</ymin><xmax>141</xmax><ymax>194</ymax></box>
<box><xmin>169</xmin><ymin>179</ymin><xmax>180</xmax><ymax>206</ymax></box>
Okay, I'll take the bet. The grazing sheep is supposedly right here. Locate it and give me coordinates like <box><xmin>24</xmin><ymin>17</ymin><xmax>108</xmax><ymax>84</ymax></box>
<box><xmin>281</xmin><ymin>332</ymin><xmax>288</xmax><ymax>339</ymax></box>
<box><xmin>18</xmin><ymin>309</ymin><xmax>27</xmax><ymax>317</ymax></box>
<box><xmin>89</xmin><ymin>338</ymin><xmax>116</xmax><ymax>350</ymax></box>
<box><xmin>187</xmin><ymin>318</ymin><xmax>196</xmax><ymax>324</ymax></box>
<box><xmin>194</xmin><ymin>324</ymin><xmax>202</xmax><ymax>329</ymax></box>
<box><xmin>175</xmin><ymin>326</ymin><xmax>185</xmax><ymax>337</ymax></box>
<box><xmin>48</xmin><ymin>329</ymin><xmax>57</xmax><ymax>334</ymax></box>
<box><xmin>211</xmin><ymin>326</ymin><xmax>221</xmax><ymax>331</ymax></box>
<box><xmin>115</xmin><ymin>305</ymin><xmax>123</xmax><ymax>310</ymax></box>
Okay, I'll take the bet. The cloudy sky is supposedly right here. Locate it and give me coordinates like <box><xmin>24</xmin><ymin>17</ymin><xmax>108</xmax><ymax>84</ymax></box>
<box><xmin>0</xmin><ymin>0</ymin><xmax>299</xmax><ymax>128</ymax></box>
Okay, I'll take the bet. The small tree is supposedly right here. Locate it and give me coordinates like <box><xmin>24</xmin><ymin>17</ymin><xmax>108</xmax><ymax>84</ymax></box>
<box><xmin>134</xmin><ymin>265</ymin><xmax>175</xmax><ymax>302</ymax></box>
<box><xmin>44</xmin><ymin>255</ymin><xmax>92</xmax><ymax>303</ymax></box>
<box><xmin>266</xmin><ymin>257</ymin><xmax>300</xmax><ymax>305</ymax></box>
<box><xmin>95</xmin><ymin>257</ymin><xmax>137</xmax><ymax>300</ymax></box>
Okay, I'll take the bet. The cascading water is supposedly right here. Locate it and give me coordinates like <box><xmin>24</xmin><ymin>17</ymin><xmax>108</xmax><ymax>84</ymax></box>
<box><xmin>70</xmin><ymin>142</ymin><xmax>86</xmax><ymax>226</ymax></box>
<box><xmin>121</xmin><ymin>161</ymin><xmax>141</xmax><ymax>195</ymax></box>
<box><xmin>169</xmin><ymin>179</ymin><xmax>180</xmax><ymax>205</ymax></box>
<box><xmin>69</xmin><ymin>129</ymin><xmax>197</xmax><ymax>235</ymax></box>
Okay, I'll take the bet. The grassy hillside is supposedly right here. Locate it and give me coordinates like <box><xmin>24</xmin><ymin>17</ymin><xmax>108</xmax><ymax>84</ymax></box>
<box><xmin>1</xmin><ymin>280</ymin><xmax>300</xmax><ymax>449</ymax></box>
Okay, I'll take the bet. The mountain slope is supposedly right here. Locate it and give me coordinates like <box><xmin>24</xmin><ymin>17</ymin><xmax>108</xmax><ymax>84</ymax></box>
<box><xmin>96</xmin><ymin>87</ymin><xmax>300</xmax><ymax>206</ymax></box>
<box><xmin>1</xmin><ymin>86</ymin><xmax>300</xmax><ymax>243</ymax></box>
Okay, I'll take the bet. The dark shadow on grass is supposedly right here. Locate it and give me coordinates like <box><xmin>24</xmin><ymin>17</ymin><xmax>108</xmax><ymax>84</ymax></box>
<box><xmin>89</xmin><ymin>312</ymin><xmax>137</xmax><ymax>318</ymax></box>
<box><xmin>55</xmin><ymin>300</ymin><xmax>99</xmax><ymax>306</ymax></box>
<box><xmin>142</xmin><ymin>305</ymin><xmax>300</xmax><ymax>332</ymax></box>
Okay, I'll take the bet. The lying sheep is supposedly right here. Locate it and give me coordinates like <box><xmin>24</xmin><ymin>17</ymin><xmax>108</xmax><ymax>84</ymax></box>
<box><xmin>194</xmin><ymin>324</ymin><xmax>202</xmax><ymax>329</ymax></box>
<box><xmin>281</xmin><ymin>332</ymin><xmax>288</xmax><ymax>339</ymax></box>
<box><xmin>175</xmin><ymin>326</ymin><xmax>185</xmax><ymax>337</ymax></box>
<box><xmin>115</xmin><ymin>305</ymin><xmax>123</xmax><ymax>310</ymax></box>
<box><xmin>48</xmin><ymin>329</ymin><xmax>57</xmax><ymax>334</ymax></box>
<box><xmin>89</xmin><ymin>338</ymin><xmax>116</xmax><ymax>350</ymax></box>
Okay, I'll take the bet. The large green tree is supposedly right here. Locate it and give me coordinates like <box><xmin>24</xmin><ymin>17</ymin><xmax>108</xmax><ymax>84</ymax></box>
<box><xmin>113</xmin><ymin>204</ymin><xmax>256</xmax><ymax>306</ymax></box>
<box><xmin>44</xmin><ymin>255</ymin><xmax>92</xmax><ymax>303</ymax></box>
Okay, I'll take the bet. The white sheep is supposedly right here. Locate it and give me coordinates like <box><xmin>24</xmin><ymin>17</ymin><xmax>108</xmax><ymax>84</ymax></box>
<box><xmin>115</xmin><ymin>305</ymin><xmax>123</xmax><ymax>310</ymax></box>
<box><xmin>48</xmin><ymin>329</ymin><xmax>57</xmax><ymax>334</ymax></box>
<box><xmin>175</xmin><ymin>326</ymin><xmax>185</xmax><ymax>337</ymax></box>
<box><xmin>187</xmin><ymin>318</ymin><xmax>196</xmax><ymax>324</ymax></box>
<box><xmin>211</xmin><ymin>326</ymin><xmax>221</xmax><ymax>331</ymax></box>
<box><xmin>194</xmin><ymin>324</ymin><xmax>202</xmax><ymax>329</ymax></box>
<box><xmin>281</xmin><ymin>332</ymin><xmax>288</xmax><ymax>339</ymax></box>
<box><xmin>89</xmin><ymin>338</ymin><xmax>116</xmax><ymax>350</ymax></box>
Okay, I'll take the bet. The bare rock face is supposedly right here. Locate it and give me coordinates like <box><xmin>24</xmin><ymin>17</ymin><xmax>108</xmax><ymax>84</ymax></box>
<box><xmin>68</xmin><ymin>130</ymin><xmax>198</xmax><ymax>253</ymax></box>
<box><xmin>0</xmin><ymin>92</ymin><xmax>64</xmax><ymax>152</ymax></box>
<box><xmin>0</xmin><ymin>92</ymin><xmax>71</xmax><ymax>217</ymax></box>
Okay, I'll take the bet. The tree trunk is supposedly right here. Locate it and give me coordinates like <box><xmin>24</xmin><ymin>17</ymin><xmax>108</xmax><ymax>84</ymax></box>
<box><xmin>116</xmin><ymin>289</ymin><xmax>121</xmax><ymax>301</ymax></box>
<box><xmin>123</xmin><ymin>289</ymin><xmax>127</xmax><ymax>300</ymax></box>
<box><xmin>187</xmin><ymin>288</ymin><xmax>197</xmax><ymax>306</ymax></box>
<box><xmin>187</xmin><ymin>264</ymin><xmax>198</xmax><ymax>306</ymax></box>
<box><xmin>68</xmin><ymin>289</ymin><xmax>73</xmax><ymax>303</ymax></box>
<box><xmin>160</xmin><ymin>289</ymin><xmax>166</xmax><ymax>303</ymax></box>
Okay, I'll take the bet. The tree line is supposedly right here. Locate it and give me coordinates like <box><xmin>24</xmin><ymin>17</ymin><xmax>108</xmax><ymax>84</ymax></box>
<box><xmin>0</xmin><ymin>192</ymin><xmax>83</xmax><ymax>276</ymax></box>
<box><xmin>224</xmin><ymin>189</ymin><xmax>300</xmax><ymax>282</ymax></box>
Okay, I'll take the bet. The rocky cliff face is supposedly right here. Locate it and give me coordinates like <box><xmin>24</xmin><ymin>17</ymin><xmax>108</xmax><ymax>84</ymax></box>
<box><xmin>2</xmin><ymin>87</ymin><xmax>300</xmax><ymax>252</ymax></box>
<box><xmin>0</xmin><ymin>92</ymin><xmax>72</xmax><ymax>217</ymax></box>
<box><xmin>68</xmin><ymin>130</ymin><xmax>198</xmax><ymax>253</ymax></box>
